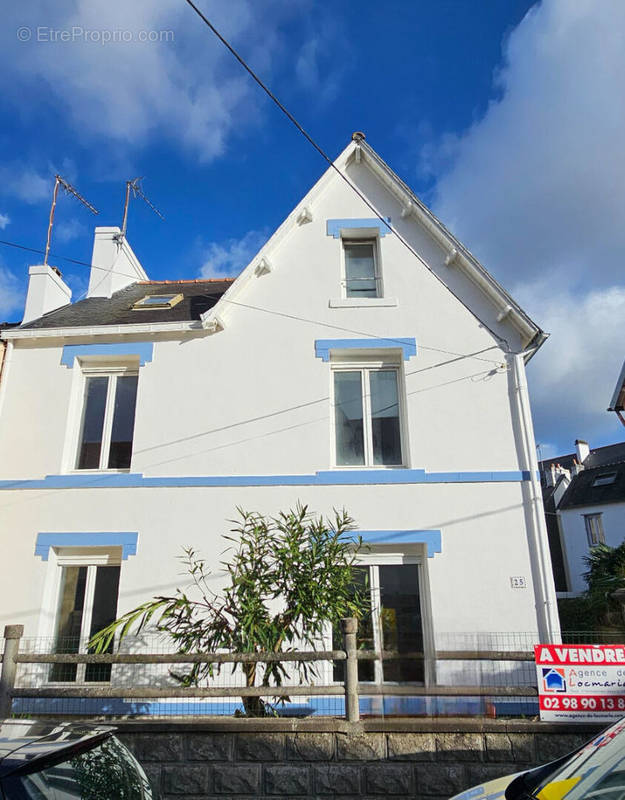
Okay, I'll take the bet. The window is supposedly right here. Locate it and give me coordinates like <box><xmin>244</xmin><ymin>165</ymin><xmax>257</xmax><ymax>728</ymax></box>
<box><xmin>333</xmin><ymin>562</ymin><xmax>426</xmax><ymax>683</ymax></box>
<box><xmin>76</xmin><ymin>371</ymin><xmax>138</xmax><ymax>470</ymax></box>
<box><xmin>50</xmin><ymin>560</ymin><xmax>121</xmax><ymax>683</ymax></box>
<box><xmin>592</xmin><ymin>472</ymin><xmax>617</xmax><ymax>487</ymax></box>
<box><xmin>343</xmin><ymin>239</ymin><xmax>380</xmax><ymax>298</ymax></box>
<box><xmin>584</xmin><ymin>513</ymin><xmax>605</xmax><ymax>546</ymax></box>
<box><xmin>132</xmin><ymin>293</ymin><xmax>182</xmax><ymax>310</ymax></box>
<box><xmin>333</xmin><ymin>367</ymin><xmax>403</xmax><ymax>466</ymax></box>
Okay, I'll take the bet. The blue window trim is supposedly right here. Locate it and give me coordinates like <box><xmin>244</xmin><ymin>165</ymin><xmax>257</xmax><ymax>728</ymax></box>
<box><xmin>326</xmin><ymin>218</ymin><xmax>392</xmax><ymax>238</ymax></box>
<box><xmin>61</xmin><ymin>342</ymin><xmax>154</xmax><ymax>368</ymax></box>
<box><xmin>314</xmin><ymin>338</ymin><xmax>417</xmax><ymax>362</ymax></box>
<box><xmin>35</xmin><ymin>532</ymin><xmax>138</xmax><ymax>561</ymax></box>
<box><xmin>2</xmin><ymin>469</ymin><xmax>535</xmax><ymax>491</ymax></box>
<box><xmin>350</xmin><ymin>529</ymin><xmax>442</xmax><ymax>558</ymax></box>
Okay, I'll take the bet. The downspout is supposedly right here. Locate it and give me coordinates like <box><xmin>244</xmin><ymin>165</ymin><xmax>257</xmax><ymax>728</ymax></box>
<box><xmin>0</xmin><ymin>340</ymin><xmax>14</xmax><ymax>420</ymax></box>
<box><xmin>512</xmin><ymin>351</ymin><xmax>561</xmax><ymax>644</ymax></box>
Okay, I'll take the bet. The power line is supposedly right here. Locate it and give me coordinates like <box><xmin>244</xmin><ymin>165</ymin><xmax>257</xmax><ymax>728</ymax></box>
<box><xmin>181</xmin><ymin>0</ymin><xmax>511</xmax><ymax>350</ymax></box>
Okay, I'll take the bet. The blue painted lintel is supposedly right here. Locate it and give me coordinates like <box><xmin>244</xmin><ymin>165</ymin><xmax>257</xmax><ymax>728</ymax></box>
<box><xmin>326</xmin><ymin>218</ymin><xmax>392</xmax><ymax>238</ymax></box>
<box><xmin>314</xmin><ymin>337</ymin><xmax>417</xmax><ymax>362</ymax></box>
<box><xmin>35</xmin><ymin>532</ymin><xmax>138</xmax><ymax>560</ymax></box>
<box><xmin>61</xmin><ymin>342</ymin><xmax>154</xmax><ymax>367</ymax></box>
<box><xmin>353</xmin><ymin>529</ymin><xmax>442</xmax><ymax>558</ymax></box>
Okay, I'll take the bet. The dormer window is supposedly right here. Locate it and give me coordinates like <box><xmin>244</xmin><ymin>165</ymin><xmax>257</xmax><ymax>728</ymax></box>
<box><xmin>132</xmin><ymin>293</ymin><xmax>182</xmax><ymax>310</ymax></box>
<box><xmin>592</xmin><ymin>472</ymin><xmax>617</xmax><ymax>487</ymax></box>
<box><xmin>343</xmin><ymin>239</ymin><xmax>380</xmax><ymax>298</ymax></box>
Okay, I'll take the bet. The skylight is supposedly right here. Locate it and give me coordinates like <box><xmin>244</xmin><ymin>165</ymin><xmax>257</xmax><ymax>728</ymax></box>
<box><xmin>592</xmin><ymin>472</ymin><xmax>617</xmax><ymax>487</ymax></box>
<box><xmin>132</xmin><ymin>294</ymin><xmax>183</xmax><ymax>310</ymax></box>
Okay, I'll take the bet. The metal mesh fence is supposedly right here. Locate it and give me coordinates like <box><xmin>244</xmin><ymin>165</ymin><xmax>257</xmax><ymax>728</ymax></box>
<box><xmin>6</xmin><ymin>630</ymin><xmax>625</xmax><ymax>720</ymax></box>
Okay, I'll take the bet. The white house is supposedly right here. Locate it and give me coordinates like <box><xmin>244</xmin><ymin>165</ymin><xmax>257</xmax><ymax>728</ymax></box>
<box><xmin>0</xmin><ymin>135</ymin><xmax>559</xmax><ymax>713</ymax></box>
<box><xmin>541</xmin><ymin>439</ymin><xmax>625</xmax><ymax>595</ymax></box>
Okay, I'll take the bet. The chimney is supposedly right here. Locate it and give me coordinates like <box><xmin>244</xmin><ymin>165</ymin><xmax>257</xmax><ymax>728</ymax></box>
<box><xmin>22</xmin><ymin>264</ymin><xmax>72</xmax><ymax>324</ymax></box>
<box><xmin>571</xmin><ymin>459</ymin><xmax>585</xmax><ymax>477</ymax></box>
<box><xmin>87</xmin><ymin>227</ymin><xmax>148</xmax><ymax>298</ymax></box>
<box><xmin>544</xmin><ymin>463</ymin><xmax>558</xmax><ymax>488</ymax></box>
<box><xmin>575</xmin><ymin>439</ymin><xmax>590</xmax><ymax>464</ymax></box>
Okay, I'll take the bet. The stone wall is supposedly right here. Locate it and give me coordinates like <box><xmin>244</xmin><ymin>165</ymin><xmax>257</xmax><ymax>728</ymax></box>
<box><xmin>117</xmin><ymin>718</ymin><xmax>602</xmax><ymax>799</ymax></box>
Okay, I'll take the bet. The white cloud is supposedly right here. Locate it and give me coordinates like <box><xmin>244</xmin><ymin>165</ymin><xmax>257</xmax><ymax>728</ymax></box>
<box><xmin>199</xmin><ymin>229</ymin><xmax>269</xmax><ymax>279</ymax></box>
<box><xmin>0</xmin><ymin>213</ymin><xmax>9</xmax><ymax>229</ymax></box>
<box><xmin>55</xmin><ymin>217</ymin><xmax>86</xmax><ymax>244</ymax></box>
<box><xmin>0</xmin><ymin>164</ymin><xmax>49</xmax><ymax>204</ymax></box>
<box><xmin>424</xmin><ymin>0</ymin><xmax>625</xmax><ymax>449</ymax></box>
<box><xmin>0</xmin><ymin>266</ymin><xmax>23</xmax><ymax>320</ymax></box>
<box><xmin>1</xmin><ymin>0</ymin><xmax>315</xmax><ymax>162</ymax></box>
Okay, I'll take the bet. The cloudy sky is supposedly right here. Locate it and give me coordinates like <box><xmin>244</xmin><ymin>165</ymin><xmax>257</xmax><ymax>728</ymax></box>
<box><xmin>0</xmin><ymin>0</ymin><xmax>622</xmax><ymax>455</ymax></box>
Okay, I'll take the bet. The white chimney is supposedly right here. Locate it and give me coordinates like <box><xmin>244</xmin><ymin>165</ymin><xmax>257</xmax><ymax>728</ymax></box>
<box><xmin>575</xmin><ymin>439</ymin><xmax>590</xmax><ymax>464</ymax></box>
<box><xmin>544</xmin><ymin>463</ymin><xmax>557</xmax><ymax>488</ymax></box>
<box><xmin>87</xmin><ymin>227</ymin><xmax>148</xmax><ymax>298</ymax></box>
<box><xmin>22</xmin><ymin>264</ymin><xmax>72</xmax><ymax>324</ymax></box>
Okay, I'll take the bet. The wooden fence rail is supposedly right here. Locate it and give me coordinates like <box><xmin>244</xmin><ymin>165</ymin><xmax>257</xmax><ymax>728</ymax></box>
<box><xmin>0</xmin><ymin>621</ymin><xmax>538</xmax><ymax>722</ymax></box>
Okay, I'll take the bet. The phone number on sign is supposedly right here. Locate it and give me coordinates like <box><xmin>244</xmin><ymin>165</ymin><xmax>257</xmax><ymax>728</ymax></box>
<box><xmin>540</xmin><ymin>695</ymin><xmax>625</xmax><ymax>711</ymax></box>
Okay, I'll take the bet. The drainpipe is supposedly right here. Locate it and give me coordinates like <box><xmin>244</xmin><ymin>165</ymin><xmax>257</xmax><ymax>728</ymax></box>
<box><xmin>0</xmin><ymin>339</ymin><xmax>14</xmax><ymax>420</ymax></box>
<box><xmin>512</xmin><ymin>352</ymin><xmax>561</xmax><ymax>644</ymax></box>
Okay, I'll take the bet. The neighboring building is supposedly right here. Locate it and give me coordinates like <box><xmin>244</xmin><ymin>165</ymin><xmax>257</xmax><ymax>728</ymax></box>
<box><xmin>0</xmin><ymin>135</ymin><xmax>559</xmax><ymax>710</ymax></box>
<box><xmin>540</xmin><ymin>439</ymin><xmax>625</xmax><ymax>594</ymax></box>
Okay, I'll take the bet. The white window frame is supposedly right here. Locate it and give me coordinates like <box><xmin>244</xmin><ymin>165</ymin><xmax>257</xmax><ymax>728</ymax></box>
<box><xmin>45</xmin><ymin>548</ymin><xmax>122</xmax><ymax>686</ymax></box>
<box><xmin>584</xmin><ymin>513</ymin><xmax>606</xmax><ymax>546</ymax></box>
<box><xmin>324</xmin><ymin>548</ymin><xmax>435</xmax><ymax>690</ymax></box>
<box><xmin>72</xmin><ymin>366</ymin><xmax>138</xmax><ymax>473</ymax></box>
<box><xmin>341</xmin><ymin>235</ymin><xmax>383</xmax><ymax>299</ymax></box>
<box><xmin>330</xmin><ymin>356</ymin><xmax>408</xmax><ymax>469</ymax></box>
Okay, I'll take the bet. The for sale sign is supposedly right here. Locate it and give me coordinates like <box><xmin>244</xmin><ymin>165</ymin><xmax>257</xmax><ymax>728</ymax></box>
<box><xmin>535</xmin><ymin>644</ymin><xmax>625</xmax><ymax>722</ymax></box>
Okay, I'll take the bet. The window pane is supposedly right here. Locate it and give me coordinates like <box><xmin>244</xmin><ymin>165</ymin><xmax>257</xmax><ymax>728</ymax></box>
<box><xmin>332</xmin><ymin>567</ymin><xmax>375</xmax><ymax>682</ymax></box>
<box><xmin>334</xmin><ymin>372</ymin><xmax>365</xmax><ymax>466</ymax></box>
<box><xmin>107</xmin><ymin>375</ymin><xmax>138</xmax><ymax>469</ymax></box>
<box><xmin>379</xmin><ymin>564</ymin><xmax>424</xmax><ymax>682</ymax></box>
<box><xmin>86</xmin><ymin>566</ymin><xmax>121</xmax><ymax>682</ymax></box>
<box><xmin>50</xmin><ymin>566</ymin><xmax>88</xmax><ymax>682</ymax></box>
<box><xmin>76</xmin><ymin>377</ymin><xmax>108</xmax><ymax>469</ymax></box>
<box><xmin>344</xmin><ymin>242</ymin><xmax>377</xmax><ymax>297</ymax></box>
<box><xmin>370</xmin><ymin>370</ymin><xmax>402</xmax><ymax>465</ymax></box>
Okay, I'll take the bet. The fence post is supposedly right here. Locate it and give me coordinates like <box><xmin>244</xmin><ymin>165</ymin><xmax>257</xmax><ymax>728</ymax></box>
<box><xmin>341</xmin><ymin>617</ymin><xmax>360</xmax><ymax>723</ymax></box>
<box><xmin>0</xmin><ymin>625</ymin><xmax>23</xmax><ymax>718</ymax></box>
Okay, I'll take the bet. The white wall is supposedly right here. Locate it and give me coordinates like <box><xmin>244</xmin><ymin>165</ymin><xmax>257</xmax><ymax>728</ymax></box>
<box><xmin>559</xmin><ymin>502</ymin><xmax>625</xmax><ymax>593</ymax></box>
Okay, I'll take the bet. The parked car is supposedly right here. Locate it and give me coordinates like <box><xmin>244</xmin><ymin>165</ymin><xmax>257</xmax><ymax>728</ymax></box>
<box><xmin>0</xmin><ymin>719</ymin><xmax>154</xmax><ymax>798</ymax></box>
<box><xmin>452</xmin><ymin>717</ymin><xmax>625</xmax><ymax>799</ymax></box>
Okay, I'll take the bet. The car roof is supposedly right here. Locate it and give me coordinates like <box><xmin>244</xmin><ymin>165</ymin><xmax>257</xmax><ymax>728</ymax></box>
<box><xmin>0</xmin><ymin>719</ymin><xmax>114</xmax><ymax>778</ymax></box>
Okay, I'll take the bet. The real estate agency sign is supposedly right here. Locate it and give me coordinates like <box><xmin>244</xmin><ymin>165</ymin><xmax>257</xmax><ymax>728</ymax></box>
<box><xmin>535</xmin><ymin>644</ymin><xmax>625</xmax><ymax>722</ymax></box>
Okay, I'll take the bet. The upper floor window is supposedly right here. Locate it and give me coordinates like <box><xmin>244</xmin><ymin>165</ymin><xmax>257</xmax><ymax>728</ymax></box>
<box><xmin>132</xmin><ymin>293</ymin><xmax>182</xmax><ymax>310</ymax></box>
<box><xmin>76</xmin><ymin>371</ymin><xmax>138</xmax><ymax>470</ymax></box>
<box><xmin>343</xmin><ymin>239</ymin><xmax>380</xmax><ymax>298</ymax></box>
<box><xmin>333</xmin><ymin>366</ymin><xmax>403</xmax><ymax>467</ymax></box>
<box><xmin>584</xmin><ymin>513</ymin><xmax>605</xmax><ymax>546</ymax></box>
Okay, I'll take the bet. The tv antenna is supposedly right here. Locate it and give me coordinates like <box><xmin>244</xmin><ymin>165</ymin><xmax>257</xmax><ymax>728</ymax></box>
<box><xmin>44</xmin><ymin>175</ymin><xmax>99</xmax><ymax>267</ymax></box>
<box><xmin>120</xmin><ymin>177</ymin><xmax>164</xmax><ymax>238</ymax></box>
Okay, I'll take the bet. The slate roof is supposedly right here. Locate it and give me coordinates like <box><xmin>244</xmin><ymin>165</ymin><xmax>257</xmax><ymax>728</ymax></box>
<box><xmin>559</xmin><ymin>461</ymin><xmax>625</xmax><ymax>509</ymax></box>
<box><xmin>19</xmin><ymin>279</ymin><xmax>234</xmax><ymax>329</ymax></box>
<box><xmin>540</xmin><ymin>441</ymin><xmax>625</xmax><ymax>511</ymax></box>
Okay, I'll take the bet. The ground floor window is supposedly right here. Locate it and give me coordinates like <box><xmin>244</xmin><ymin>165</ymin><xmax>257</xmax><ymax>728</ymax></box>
<box><xmin>333</xmin><ymin>561</ymin><xmax>425</xmax><ymax>684</ymax></box>
<box><xmin>50</xmin><ymin>563</ymin><xmax>120</xmax><ymax>683</ymax></box>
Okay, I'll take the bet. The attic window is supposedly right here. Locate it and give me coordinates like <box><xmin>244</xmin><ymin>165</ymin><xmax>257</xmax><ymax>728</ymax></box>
<box><xmin>132</xmin><ymin>294</ymin><xmax>182</xmax><ymax>310</ymax></box>
<box><xmin>592</xmin><ymin>472</ymin><xmax>617</xmax><ymax>487</ymax></box>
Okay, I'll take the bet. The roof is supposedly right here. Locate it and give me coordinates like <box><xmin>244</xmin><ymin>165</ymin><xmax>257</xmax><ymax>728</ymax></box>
<box><xmin>18</xmin><ymin>279</ymin><xmax>234</xmax><ymax>329</ymax></box>
<box><xmin>0</xmin><ymin>719</ymin><xmax>113</xmax><ymax>778</ymax></box>
<box><xmin>559</xmin><ymin>461</ymin><xmax>625</xmax><ymax>510</ymax></box>
<box><xmin>540</xmin><ymin>441</ymin><xmax>625</xmax><ymax>511</ymax></box>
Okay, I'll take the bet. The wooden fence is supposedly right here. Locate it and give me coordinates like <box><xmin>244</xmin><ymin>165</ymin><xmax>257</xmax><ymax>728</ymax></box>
<box><xmin>0</xmin><ymin>621</ymin><xmax>537</xmax><ymax>722</ymax></box>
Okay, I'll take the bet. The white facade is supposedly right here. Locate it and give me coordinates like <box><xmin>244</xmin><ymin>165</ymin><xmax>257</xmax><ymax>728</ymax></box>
<box><xmin>559</xmin><ymin>502</ymin><xmax>625</xmax><ymax>593</ymax></box>
<box><xmin>0</xmin><ymin>139</ymin><xmax>559</xmax><ymax>708</ymax></box>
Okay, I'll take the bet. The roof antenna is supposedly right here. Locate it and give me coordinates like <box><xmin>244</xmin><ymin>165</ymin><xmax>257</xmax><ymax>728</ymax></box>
<box><xmin>120</xmin><ymin>177</ymin><xmax>164</xmax><ymax>238</ymax></box>
<box><xmin>44</xmin><ymin>175</ymin><xmax>99</xmax><ymax>267</ymax></box>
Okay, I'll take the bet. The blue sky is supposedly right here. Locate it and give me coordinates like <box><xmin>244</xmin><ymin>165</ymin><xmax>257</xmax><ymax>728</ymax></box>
<box><xmin>0</xmin><ymin>0</ymin><xmax>623</xmax><ymax>457</ymax></box>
